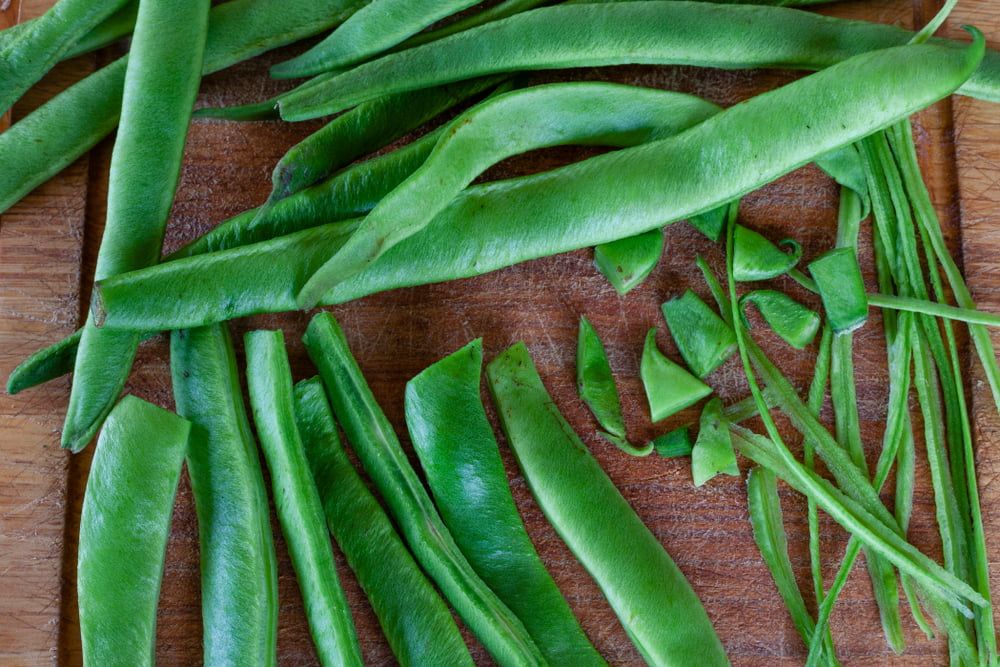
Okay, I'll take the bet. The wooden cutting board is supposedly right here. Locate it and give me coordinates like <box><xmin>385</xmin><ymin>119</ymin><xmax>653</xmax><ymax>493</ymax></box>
<box><xmin>2</xmin><ymin>0</ymin><xmax>999</xmax><ymax>664</ymax></box>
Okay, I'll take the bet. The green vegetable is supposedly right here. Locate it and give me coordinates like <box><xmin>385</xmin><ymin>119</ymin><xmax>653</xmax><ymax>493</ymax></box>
<box><xmin>62</xmin><ymin>0</ymin><xmax>211</xmax><ymax>452</ymax></box>
<box><xmin>732</xmin><ymin>226</ymin><xmax>802</xmax><ymax>281</ymax></box>
<box><xmin>808</xmin><ymin>248</ymin><xmax>869</xmax><ymax>333</ymax></box>
<box><xmin>593</xmin><ymin>229</ymin><xmax>664</xmax><ymax>294</ymax></box>
<box><xmin>640</xmin><ymin>328</ymin><xmax>712</xmax><ymax>422</ymax></box>
<box><xmin>739</xmin><ymin>290</ymin><xmax>820</xmax><ymax>349</ymax></box>
<box><xmin>0</xmin><ymin>2</ymin><xmax>137</xmax><ymax>62</ymax></box>
<box><xmin>651</xmin><ymin>427</ymin><xmax>694</xmax><ymax>458</ymax></box>
<box><xmin>244</xmin><ymin>330</ymin><xmax>363</xmax><ymax>667</ymax></box>
<box><xmin>170</xmin><ymin>325</ymin><xmax>278</xmax><ymax>666</ymax></box>
<box><xmin>577</xmin><ymin>316</ymin><xmax>626</xmax><ymax>439</ymax></box>
<box><xmin>293</xmin><ymin>377</ymin><xmax>474</xmax><ymax>667</ymax></box>
<box><xmin>486</xmin><ymin>342</ymin><xmax>728</xmax><ymax>666</ymax></box>
<box><xmin>302</xmin><ymin>313</ymin><xmax>545</xmax><ymax>667</ymax></box>
<box><xmin>405</xmin><ymin>339</ymin><xmax>605</xmax><ymax>665</ymax></box>
<box><xmin>78</xmin><ymin>396</ymin><xmax>190</xmax><ymax>667</ymax></box>
<box><xmin>691</xmin><ymin>397</ymin><xmax>739</xmax><ymax>486</ymax></box>
<box><xmin>662</xmin><ymin>289</ymin><xmax>737</xmax><ymax>377</ymax></box>
<box><xmin>688</xmin><ymin>205</ymin><xmax>729</xmax><ymax>242</ymax></box>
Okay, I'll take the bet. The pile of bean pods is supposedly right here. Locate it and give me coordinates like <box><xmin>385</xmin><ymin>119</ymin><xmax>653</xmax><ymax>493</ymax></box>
<box><xmin>3</xmin><ymin>0</ymin><xmax>1000</xmax><ymax>664</ymax></box>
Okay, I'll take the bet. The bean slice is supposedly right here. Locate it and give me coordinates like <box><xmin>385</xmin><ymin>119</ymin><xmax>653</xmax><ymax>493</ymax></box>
<box><xmin>640</xmin><ymin>328</ymin><xmax>712</xmax><ymax>422</ymax></box>
<box><xmin>691</xmin><ymin>397</ymin><xmax>739</xmax><ymax>486</ymax></box>
<box><xmin>78</xmin><ymin>396</ymin><xmax>190</xmax><ymax>666</ymax></box>
<box><xmin>244</xmin><ymin>329</ymin><xmax>363</xmax><ymax>667</ymax></box>
<box><xmin>405</xmin><ymin>339</ymin><xmax>606</xmax><ymax>666</ymax></box>
<box><xmin>732</xmin><ymin>225</ymin><xmax>802</xmax><ymax>281</ymax></box>
<box><xmin>662</xmin><ymin>290</ymin><xmax>736</xmax><ymax>378</ymax></box>
<box><xmin>293</xmin><ymin>377</ymin><xmax>474</xmax><ymax>667</ymax></box>
<box><xmin>577</xmin><ymin>316</ymin><xmax>627</xmax><ymax>439</ymax></box>
<box><xmin>593</xmin><ymin>229</ymin><xmax>664</xmax><ymax>295</ymax></box>
<box><xmin>486</xmin><ymin>342</ymin><xmax>728</xmax><ymax>666</ymax></box>
<box><xmin>739</xmin><ymin>290</ymin><xmax>820</xmax><ymax>349</ymax></box>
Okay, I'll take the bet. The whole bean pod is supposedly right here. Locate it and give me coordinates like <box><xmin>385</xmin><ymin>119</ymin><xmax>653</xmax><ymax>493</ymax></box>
<box><xmin>244</xmin><ymin>329</ymin><xmax>363</xmax><ymax>667</ymax></box>
<box><xmin>293</xmin><ymin>377</ymin><xmax>475</xmax><ymax>667</ymax></box>
<box><xmin>93</xmin><ymin>37</ymin><xmax>985</xmax><ymax>331</ymax></box>
<box><xmin>302</xmin><ymin>313</ymin><xmax>546</xmax><ymax>667</ymax></box>
<box><xmin>486</xmin><ymin>342</ymin><xmax>728</xmax><ymax>666</ymax></box>
<box><xmin>278</xmin><ymin>1</ymin><xmax>1000</xmax><ymax>120</ymax></box>
<box><xmin>405</xmin><ymin>339</ymin><xmax>606</xmax><ymax>666</ymax></box>
<box><xmin>78</xmin><ymin>396</ymin><xmax>190</xmax><ymax>666</ymax></box>
<box><xmin>0</xmin><ymin>1</ymin><xmax>137</xmax><ymax>63</ymax></box>
<box><xmin>171</xmin><ymin>325</ymin><xmax>278</xmax><ymax>667</ymax></box>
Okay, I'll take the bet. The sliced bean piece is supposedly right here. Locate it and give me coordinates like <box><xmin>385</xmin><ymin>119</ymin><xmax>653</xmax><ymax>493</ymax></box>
<box><xmin>277</xmin><ymin>2</ymin><xmax>1000</xmax><ymax>120</ymax></box>
<box><xmin>94</xmin><ymin>38</ymin><xmax>987</xmax><ymax>331</ymax></box>
<box><xmin>244</xmin><ymin>330</ymin><xmax>363</xmax><ymax>667</ymax></box>
<box><xmin>640</xmin><ymin>328</ymin><xmax>711</xmax><ymax>422</ymax></box>
<box><xmin>405</xmin><ymin>339</ymin><xmax>605</xmax><ymax>665</ymax></box>
<box><xmin>577</xmin><ymin>316</ymin><xmax>626</xmax><ymax>439</ymax></box>
<box><xmin>688</xmin><ymin>205</ymin><xmax>729</xmax><ymax>242</ymax></box>
<box><xmin>739</xmin><ymin>290</ymin><xmax>820</xmax><ymax>349</ymax></box>
<box><xmin>78</xmin><ymin>396</ymin><xmax>190</xmax><ymax>666</ymax></box>
<box><xmin>651</xmin><ymin>427</ymin><xmax>694</xmax><ymax>458</ymax></box>
<box><xmin>171</xmin><ymin>325</ymin><xmax>278</xmax><ymax>666</ymax></box>
<box><xmin>808</xmin><ymin>248</ymin><xmax>869</xmax><ymax>333</ymax></box>
<box><xmin>733</xmin><ymin>225</ymin><xmax>802</xmax><ymax>281</ymax></box>
<box><xmin>63</xmin><ymin>0</ymin><xmax>211</xmax><ymax>453</ymax></box>
<box><xmin>662</xmin><ymin>290</ymin><xmax>736</xmax><ymax>378</ymax></box>
<box><xmin>594</xmin><ymin>229</ymin><xmax>664</xmax><ymax>294</ymax></box>
<box><xmin>302</xmin><ymin>313</ymin><xmax>545</xmax><ymax>667</ymax></box>
<box><xmin>691</xmin><ymin>397</ymin><xmax>739</xmax><ymax>486</ymax></box>
<box><xmin>486</xmin><ymin>342</ymin><xmax>728</xmax><ymax>666</ymax></box>
<box><xmin>293</xmin><ymin>377</ymin><xmax>474</xmax><ymax>667</ymax></box>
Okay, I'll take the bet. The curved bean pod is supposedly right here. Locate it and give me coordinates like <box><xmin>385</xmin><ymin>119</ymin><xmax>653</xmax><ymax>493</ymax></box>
<box><xmin>302</xmin><ymin>313</ymin><xmax>546</xmax><ymax>667</ymax></box>
<box><xmin>405</xmin><ymin>339</ymin><xmax>606</xmax><ymax>666</ymax></box>
<box><xmin>78</xmin><ymin>396</ymin><xmax>190</xmax><ymax>666</ymax></box>
<box><xmin>486</xmin><ymin>342</ymin><xmax>728</xmax><ymax>666</ymax></box>
<box><xmin>244</xmin><ymin>329</ymin><xmax>363</xmax><ymax>667</ymax></box>
<box><xmin>0</xmin><ymin>2</ymin><xmax>136</xmax><ymax>60</ymax></box>
<box><xmin>93</xmin><ymin>37</ymin><xmax>985</xmax><ymax>331</ymax></box>
<box><xmin>278</xmin><ymin>1</ymin><xmax>1000</xmax><ymax>120</ymax></box>
<box><xmin>294</xmin><ymin>377</ymin><xmax>474</xmax><ymax>667</ymax></box>
<box><xmin>63</xmin><ymin>0</ymin><xmax>211</xmax><ymax>453</ymax></box>
<box><xmin>171</xmin><ymin>325</ymin><xmax>278</xmax><ymax>667</ymax></box>
<box><xmin>296</xmin><ymin>82</ymin><xmax>720</xmax><ymax>305</ymax></box>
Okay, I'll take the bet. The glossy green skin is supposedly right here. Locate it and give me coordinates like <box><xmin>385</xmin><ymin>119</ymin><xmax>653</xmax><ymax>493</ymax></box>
<box><xmin>739</xmin><ymin>290</ymin><xmax>820</xmax><ymax>350</ymax></box>
<box><xmin>278</xmin><ymin>1</ymin><xmax>1000</xmax><ymax>120</ymax></box>
<box><xmin>297</xmin><ymin>82</ymin><xmax>720</xmax><ymax>305</ymax></box>
<box><xmin>405</xmin><ymin>339</ymin><xmax>606</xmax><ymax>666</ymax></box>
<box><xmin>0</xmin><ymin>0</ymin><xmax>131</xmax><ymax>115</ymax></box>
<box><xmin>78</xmin><ymin>396</ymin><xmax>190</xmax><ymax>667</ymax></box>
<box><xmin>171</xmin><ymin>325</ymin><xmax>278</xmax><ymax>667</ymax></box>
<box><xmin>732</xmin><ymin>225</ymin><xmax>801</xmax><ymax>281</ymax></box>
<box><xmin>273</xmin><ymin>0</ymin><xmax>481</xmax><ymax>76</ymax></box>
<box><xmin>63</xmin><ymin>0</ymin><xmax>210</xmax><ymax>453</ymax></box>
<box><xmin>486</xmin><ymin>342</ymin><xmax>728</xmax><ymax>666</ymax></box>
<box><xmin>808</xmin><ymin>247</ymin><xmax>869</xmax><ymax>333</ymax></box>
<box><xmin>691</xmin><ymin>397</ymin><xmax>738</xmax><ymax>486</ymax></box>
<box><xmin>662</xmin><ymin>290</ymin><xmax>736</xmax><ymax>378</ymax></box>
<box><xmin>640</xmin><ymin>328</ymin><xmax>710</xmax><ymax>422</ymax></box>
<box><xmin>577</xmin><ymin>317</ymin><xmax>626</xmax><ymax>438</ymax></box>
<box><xmin>302</xmin><ymin>313</ymin><xmax>545</xmax><ymax>667</ymax></box>
<box><xmin>92</xmin><ymin>38</ymin><xmax>985</xmax><ymax>332</ymax></box>
<box><xmin>293</xmin><ymin>378</ymin><xmax>474</xmax><ymax>667</ymax></box>
<box><xmin>0</xmin><ymin>0</ymin><xmax>371</xmax><ymax>216</ymax></box>
<box><xmin>244</xmin><ymin>330</ymin><xmax>363</xmax><ymax>667</ymax></box>
<box><xmin>593</xmin><ymin>229</ymin><xmax>664</xmax><ymax>295</ymax></box>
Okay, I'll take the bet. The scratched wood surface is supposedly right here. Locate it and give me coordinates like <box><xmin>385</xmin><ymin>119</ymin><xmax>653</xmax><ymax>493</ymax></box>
<box><xmin>1</xmin><ymin>0</ymin><xmax>999</xmax><ymax>665</ymax></box>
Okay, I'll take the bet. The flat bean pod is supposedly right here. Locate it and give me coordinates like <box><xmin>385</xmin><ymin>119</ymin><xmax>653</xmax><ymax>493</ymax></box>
<box><xmin>302</xmin><ymin>313</ymin><xmax>545</xmax><ymax>667</ymax></box>
<box><xmin>405</xmin><ymin>339</ymin><xmax>606</xmax><ymax>666</ymax></box>
<box><xmin>78</xmin><ymin>396</ymin><xmax>190</xmax><ymax>666</ymax></box>
<box><xmin>278</xmin><ymin>1</ymin><xmax>1000</xmax><ymax>120</ymax></box>
<box><xmin>244</xmin><ymin>330</ymin><xmax>363</xmax><ymax>667</ymax></box>
<box><xmin>63</xmin><ymin>0</ymin><xmax>211</xmax><ymax>453</ymax></box>
<box><xmin>297</xmin><ymin>82</ymin><xmax>720</xmax><ymax>305</ymax></box>
<box><xmin>486</xmin><ymin>342</ymin><xmax>728</xmax><ymax>666</ymax></box>
<box><xmin>293</xmin><ymin>377</ymin><xmax>474</xmax><ymax>667</ymax></box>
<box><xmin>94</xmin><ymin>37</ymin><xmax>985</xmax><ymax>331</ymax></box>
<box><xmin>171</xmin><ymin>325</ymin><xmax>278</xmax><ymax>667</ymax></box>
<box><xmin>0</xmin><ymin>1</ymin><xmax>138</xmax><ymax>63</ymax></box>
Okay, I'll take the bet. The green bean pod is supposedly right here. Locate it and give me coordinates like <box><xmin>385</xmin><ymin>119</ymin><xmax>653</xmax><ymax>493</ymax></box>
<box><xmin>244</xmin><ymin>330</ymin><xmax>363</xmax><ymax>667</ymax></box>
<box><xmin>405</xmin><ymin>339</ymin><xmax>606</xmax><ymax>665</ymax></box>
<box><xmin>640</xmin><ymin>328</ymin><xmax>712</xmax><ymax>422</ymax></box>
<box><xmin>278</xmin><ymin>1</ymin><xmax>1000</xmax><ymax>120</ymax></box>
<box><xmin>486</xmin><ymin>342</ymin><xmax>728</xmax><ymax>666</ymax></box>
<box><xmin>691</xmin><ymin>397</ymin><xmax>739</xmax><ymax>486</ymax></box>
<box><xmin>296</xmin><ymin>82</ymin><xmax>720</xmax><ymax>305</ymax></box>
<box><xmin>0</xmin><ymin>2</ymin><xmax>136</xmax><ymax>60</ymax></box>
<box><xmin>273</xmin><ymin>0</ymin><xmax>481</xmax><ymax>76</ymax></box>
<box><xmin>78</xmin><ymin>396</ymin><xmax>190</xmax><ymax>666</ymax></box>
<box><xmin>662</xmin><ymin>290</ymin><xmax>736</xmax><ymax>378</ymax></box>
<box><xmin>739</xmin><ymin>290</ymin><xmax>820</xmax><ymax>349</ymax></box>
<box><xmin>302</xmin><ymin>313</ymin><xmax>545</xmax><ymax>667</ymax></box>
<box><xmin>93</xmin><ymin>37</ymin><xmax>986</xmax><ymax>332</ymax></box>
<box><xmin>170</xmin><ymin>325</ymin><xmax>278</xmax><ymax>667</ymax></box>
<box><xmin>63</xmin><ymin>0</ymin><xmax>211</xmax><ymax>452</ymax></box>
<box><xmin>593</xmin><ymin>229</ymin><xmax>664</xmax><ymax>295</ymax></box>
<box><xmin>732</xmin><ymin>226</ymin><xmax>802</xmax><ymax>281</ymax></box>
<box><xmin>293</xmin><ymin>377</ymin><xmax>474</xmax><ymax>667</ymax></box>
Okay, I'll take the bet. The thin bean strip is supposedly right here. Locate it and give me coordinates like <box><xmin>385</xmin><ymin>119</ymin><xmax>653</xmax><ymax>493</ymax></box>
<box><xmin>278</xmin><ymin>2</ymin><xmax>1000</xmax><ymax>120</ymax></box>
<box><xmin>486</xmin><ymin>342</ymin><xmax>727</xmax><ymax>666</ymax></box>
<box><xmin>293</xmin><ymin>378</ymin><xmax>474</xmax><ymax>667</ymax></box>
<box><xmin>170</xmin><ymin>325</ymin><xmax>278</xmax><ymax>666</ymax></box>
<box><xmin>406</xmin><ymin>340</ymin><xmax>606</xmax><ymax>665</ymax></box>
<box><xmin>302</xmin><ymin>313</ymin><xmax>545</xmax><ymax>667</ymax></box>
<box><xmin>63</xmin><ymin>0</ymin><xmax>210</xmax><ymax>452</ymax></box>
<box><xmin>244</xmin><ymin>330</ymin><xmax>363</xmax><ymax>667</ymax></box>
<box><xmin>94</xmin><ymin>37</ymin><xmax>986</xmax><ymax>331</ymax></box>
<box><xmin>577</xmin><ymin>317</ymin><xmax>627</xmax><ymax>440</ymax></box>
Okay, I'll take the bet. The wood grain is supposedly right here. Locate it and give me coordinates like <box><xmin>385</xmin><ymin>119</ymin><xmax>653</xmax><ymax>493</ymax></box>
<box><xmin>1</xmin><ymin>1</ymin><xmax>999</xmax><ymax>665</ymax></box>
